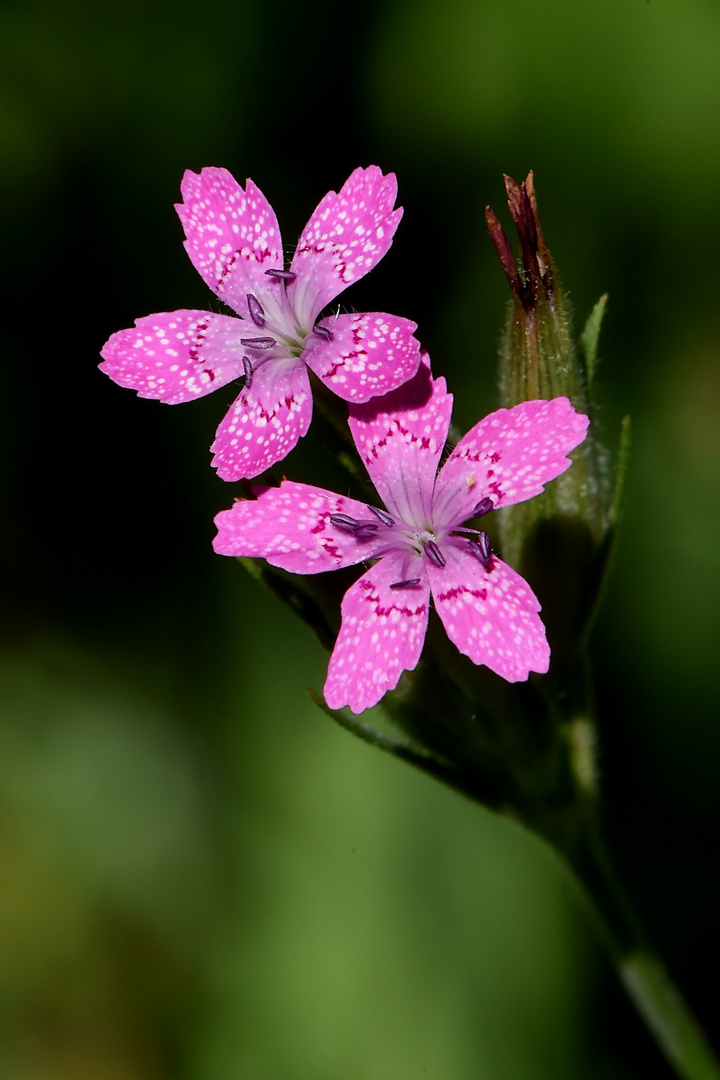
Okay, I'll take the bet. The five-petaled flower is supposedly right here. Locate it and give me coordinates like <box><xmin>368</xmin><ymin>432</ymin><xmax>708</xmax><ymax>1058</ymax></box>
<box><xmin>213</xmin><ymin>357</ymin><xmax>590</xmax><ymax>713</ymax></box>
<box><xmin>100</xmin><ymin>166</ymin><xmax>421</xmax><ymax>481</ymax></box>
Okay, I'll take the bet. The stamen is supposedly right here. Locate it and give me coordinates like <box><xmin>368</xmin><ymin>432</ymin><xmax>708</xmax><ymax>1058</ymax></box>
<box><xmin>353</xmin><ymin>523</ymin><xmax>380</xmax><ymax>538</ymax></box>
<box><xmin>265</xmin><ymin>268</ymin><xmax>297</xmax><ymax>281</ymax></box>
<box><xmin>329</xmin><ymin>514</ymin><xmax>361</xmax><ymax>531</ymax></box>
<box><xmin>425</xmin><ymin>540</ymin><xmax>446</xmax><ymax>568</ymax></box>
<box><xmin>467</xmin><ymin>531</ymin><xmax>492</xmax><ymax>569</ymax></box>
<box><xmin>247</xmin><ymin>294</ymin><xmax>266</xmax><ymax>327</ymax></box>
<box><xmin>313</xmin><ymin>324</ymin><xmax>334</xmax><ymax>342</ymax></box>
<box><xmin>472</xmin><ymin>496</ymin><xmax>494</xmax><ymax>518</ymax></box>
<box><xmin>369</xmin><ymin>506</ymin><xmax>395</xmax><ymax>527</ymax></box>
<box><xmin>329</xmin><ymin>514</ymin><xmax>379</xmax><ymax>538</ymax></box>
<box><xmin>240</xmin><ymin>337</ymin><xmax>276</xmax><ymax>350</ymax></box>
<box><xmin>477</xmin><ymin>530</ymin><xmax>491</xmax><ymax>565</ymax></box>
<box><xmin>389</xmin><ymin>578</ymin><xmax>421</xmax><ymax>590</ymax></box>
<box><xmin>241</xmin><ymin>355</ymin><xmax>253</xmax><ymax>389</ymax></box>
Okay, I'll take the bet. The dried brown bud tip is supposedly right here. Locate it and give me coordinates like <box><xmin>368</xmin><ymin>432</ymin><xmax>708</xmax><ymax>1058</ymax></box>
<box><xmin>485</xmin><ymin>206</ymin><xmax>521</xmax><ymax>299</ymax></box>
<box><xmin>488</xmin><ymin>172</ymin><xmax>556</xmax><ymax>313</ymax></box>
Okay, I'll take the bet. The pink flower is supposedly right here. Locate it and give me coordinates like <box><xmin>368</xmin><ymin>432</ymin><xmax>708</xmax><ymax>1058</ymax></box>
<box><xmin>213</xmin><ymin>359</ymin><xmax>590</xmax><ymax>713</ymax></box>
<box><xmin>100</xmin><ymin>166</ymin><xmax>421</xmax><ymax>481</ymax></box>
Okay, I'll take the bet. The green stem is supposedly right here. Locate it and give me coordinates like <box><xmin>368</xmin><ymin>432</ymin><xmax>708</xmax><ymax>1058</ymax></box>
<box><xmin>566</xmin><ymin>824</ymin><xmax>720</xmax><ymax>1080</ymax></box>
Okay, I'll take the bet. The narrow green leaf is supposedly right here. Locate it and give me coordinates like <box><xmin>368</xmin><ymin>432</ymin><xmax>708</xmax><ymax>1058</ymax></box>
<box><xmin>609</xmin><ymin>415</ymin><xmax>632</xmax><ymax>529</ymax></box>
<box><xmin>580</xmin><ymin>293</ymin><xmax>608</xmax><ymax>388</ymax></box>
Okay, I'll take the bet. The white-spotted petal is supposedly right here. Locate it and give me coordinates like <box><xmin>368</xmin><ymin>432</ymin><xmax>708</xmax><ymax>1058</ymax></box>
<box><xmin>100</xmin><ymin>310</ymin><xmax>244</xmax><ymax>403</ymax></box>
<box><xmin>304</xmin><ymin>312</ymin><xmax>421</xmax><ymax>403</ymax></box>
<box><xmin>176</xmin><ymin>168</ymin><xmax>283</xmax><ymax>321</ymax></box>
<box><xmin>210</xmin><ymin>360</ymin><xmax>312</xmax><ymax>481</ymax></box>
<box><xmin>324</xmin><ymin>554</ymin><xmax>429</xmax><ymax>714</ymax></box>
<box><xmin>427</xmin><ymin>543</ymin><xmax>550</xmax><ymax>682</ymax></box>
<box><xmin>213</xmin><ymin>481</ymin><xmax>381</xmax><ymax>573</ymax></box>
<box><xmin>289</xmin><ymin>166</ymin><xmax>403</xmax><ymax>325</ymax></box>
<box><xmin>434</xmin><ymin>397</ymin><xmax>590</xmax><ymax>525</ymax></box>
<box><xmin>348</xmin><ymin>356</ymin><xmax>453</xmax><ymax>525</ymax></box>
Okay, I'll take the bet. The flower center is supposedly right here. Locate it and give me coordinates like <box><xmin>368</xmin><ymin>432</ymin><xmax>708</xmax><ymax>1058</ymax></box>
<box><xmin>327</xmin><ymin>498</ymin><xmax>496</xmax><ymax>586</ymax></box>
<box><xmin>329</xmin><ymin>510</ymin><xmax>446</xmax><ymax>568</ymax></box>
<box><xmin>238</xmin><ymin>272</ymin><xmax>334</xmax><ymax>385</ymax></box>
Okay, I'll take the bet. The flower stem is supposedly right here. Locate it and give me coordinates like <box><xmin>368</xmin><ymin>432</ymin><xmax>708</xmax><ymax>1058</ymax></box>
<box><xmin>565</xmin><ymin>823</ymin><xmax>720</xmax><ymax>1080</ymax></box>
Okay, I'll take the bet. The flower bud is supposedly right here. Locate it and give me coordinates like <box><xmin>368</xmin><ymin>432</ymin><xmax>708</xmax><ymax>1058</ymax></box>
<box><xmin>486</xmin><ymin>173</ymin><xmax>611</xmax><ymax>662</ymax></box>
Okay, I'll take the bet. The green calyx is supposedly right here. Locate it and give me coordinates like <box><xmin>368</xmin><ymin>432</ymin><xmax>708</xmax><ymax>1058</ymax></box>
<box><xmin>486</xmin><ymin>173</ymin><xmax>625</xmax><ymax>656</ymax></box>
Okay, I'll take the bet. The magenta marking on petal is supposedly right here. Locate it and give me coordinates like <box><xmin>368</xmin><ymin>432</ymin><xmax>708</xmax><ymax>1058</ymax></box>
<box><xmin>247</xmin><ymin>294</ymin><xmax>266</xmax><ymax>327</ymax></box>
<box><xmin>99</xmin><ymin>310</ymin><xmax>244</xmax><ymax>405</ymax></box>
<box><xmin>346</xmin><ymin>357</ymin><xmax>451</xmax><ymax>522</ymax></box>
<box><xmin>323</xmin><ymin>556</ymin><xmax>430</xmax><ymax>713</ymax></box>
<box><xmin>176</xmin><ymin>169</ymin><xmax>283</xmax><ymax>317</ymax></box>
<box><xmin>357</xmin><ymin>578</ymin><xmax>420</xmax><ymax>620</ymax></box>
<box><xmin>427</xmin><ymin>546</ymin><xmax>549</xmax><ymax>682</ymax></box>
<box><xmin>433</xmin><ymin>396</ymin><xmax>590</xmax><ymax>524</ymax></box>
<box><xmin>305</xmin><ymin>312</ymin><xmax>421</xmax><ymax>406</ymax></box>
<box><xmin>213</xmin><ymin>481</ymin><xmax>375</xmax><ymax>573</ymax></box>
<box><xmin>290</xmin><ymin>166</ymin><xmax>403</xmax><ymax>321</ymax></box>
<box><xmin>210</xmin><ymin>360</ymin><xmax>312</xmax><ymax>481</ymax></box>
<box><xmin>240</xmin><ymin>336</ymin><xmax>276</xmax><ymax>349</ymax></box>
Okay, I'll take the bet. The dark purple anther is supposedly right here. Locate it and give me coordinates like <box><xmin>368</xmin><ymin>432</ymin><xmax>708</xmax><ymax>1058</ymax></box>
<box><xmin>241</xmin><ymin>355</ymin><xmax>253</xmax><ymax>390</ymax></box>
<box><xmin>265</xmin><ymin>268</ymin><xmax>297</xmax><ymax>282</ymax></box>
<box><xmin>247</xmin><ymin>294</ymin><xmax>266</xmax><ymax>327</ymax></box>
<box><xmin>389</xmin><ymin>578</ymin><xmax>421</xmax><ymax>590</ymax></box>
<box><xmin>313</xmin><ymin>324</ymin><xmax>334</xmax><ymax>342</ymax></box>
<box><xmin>353</xmin><ymin>523</ymin><xmax>380</xmax><ymax>538</ymax></box>
<box><xmin>240</xmin><ymin>336</ymin><xmax>276</xmax><ymax>350</ymax></box>
<box><xmin>425</xmin><ymin>540</ymin><xmax>446</xmax><ymax>568</ymax></box>
<box><xmin>369</xmin><ymin>506</ymin><xmax>395</xmax><ymax>527</ymax></box>
<box><xmin>329</xmin><ymin>514</ymin><xmax>361</xmax><ymax>531</ymax></box>
<box><xmin>472</xmin><ymin>496</ymin><xmax>494</xmax><ymax>518</ymax></box>
<box><xmin>468</xmin><ymin>531</ymin><xmax>492</xmax><ymax>569</ymax></box>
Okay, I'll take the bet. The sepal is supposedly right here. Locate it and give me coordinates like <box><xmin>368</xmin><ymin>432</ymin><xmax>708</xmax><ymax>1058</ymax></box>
<box><xmin>487</xmin><ymin>173</ymin><xmax>623</xmax><ymax>660</ymax></box>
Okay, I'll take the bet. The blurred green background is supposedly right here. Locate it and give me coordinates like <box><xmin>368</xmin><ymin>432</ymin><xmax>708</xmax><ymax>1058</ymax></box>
<box><xmin>1</xmin><ymin>0</ymin><xmax>719</xmax><ymax>1076</ymax></box>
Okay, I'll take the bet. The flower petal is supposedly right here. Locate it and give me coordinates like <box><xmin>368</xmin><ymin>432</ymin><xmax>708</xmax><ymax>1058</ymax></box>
<box><xmin>176</xmin><ymin>168</ymin><xmax>284</xmax><ymax>321</ymax></box>
<box><xmin>427</xmin><ymin>543</ymin><xmax>549</xmax><ymax>681</ymax></box>
<box><xmin>304</xmin><ymin>312</ymin><xmax>421</xmax><ymax>404</ymax></box>
<box><xmin>324</xmin><ymin>554</ymin><xmax>430</xmax><ymax>714</ymax></box>
<box><xmin>433</xmin><ymin>397</ymin><xmax>590</xmax><ymax>525</ymax></box>
<box><xmin>210</xmin><ymin>359</ymin><xmax>312</xmax><ymax>481</ymax></box>
<box><xmin>99</xmin><ymin>310</ymin><xmax>244</xmax><ymax>403</ymax></box>
<box><xmin>289</xmin><ymin>166</ymin><xmax>403</xmax><ymax>325</ymax></box>
<box><xmin>213</xmin><ymin>481</ymin><xmax>379</xmax><ymax>573</ymax></box>
<box><xmin>348</xmin><ymin>356</ymin><xmax>453</xmax><ymax>525</ymax></box>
